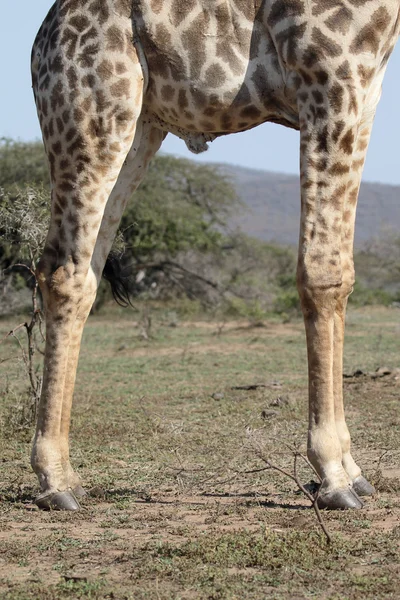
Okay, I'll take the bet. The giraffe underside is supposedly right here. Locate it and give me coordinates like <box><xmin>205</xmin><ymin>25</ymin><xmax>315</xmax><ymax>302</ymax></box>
<box><xmin>134</xmin><ymin>0</ymin><xmax>300</xmax><ymax>149</ymax></box>
<box><xmin>133</xmin><ymin>0</ymin><xmax>399</xmax><ymax>151</ymax></box>
<box><xmin>33</xmin><ymin>0</ymin><xmax>399</xmax><ymax>156</ymax></box>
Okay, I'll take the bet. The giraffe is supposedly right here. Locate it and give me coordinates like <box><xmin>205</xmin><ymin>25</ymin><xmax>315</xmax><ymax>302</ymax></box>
<box><xmin>29</xmin><ymin>0</ymin><xmax>399</xmax><ymax>511</ymax></box>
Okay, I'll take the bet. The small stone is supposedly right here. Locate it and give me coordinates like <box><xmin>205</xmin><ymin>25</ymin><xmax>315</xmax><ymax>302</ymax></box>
<box><xmin>261</xmin><ymin>410</ymin><xmax>278</xmax><ymax>419</ymax></box>
<box><xmin>89</xmin><ymin>486</ymin><xmax>106</xmax><ymax>498</ymax></box>
<box><xmin>372</xmin><ymin>366</ymin><xmax>391</xmax><ymax>378</ymax></box>
<box><xmin>24</xmin><ymin>503</ymin><xmax>39</xmax><ymax>511</ymax></box>
<box><xmin>353</xmin><ymin>369</ymin><xmax>366</xmax><ymax>377</ymax></box>
<box><xmin>211</xmin><ymin>392</ymin><xmax>224</xmax><ymax>401</ymax></box>
<box><xmin>270</xmin><ymin>395</ymin><xmax>294</xmax><ymax>408</ymax></box>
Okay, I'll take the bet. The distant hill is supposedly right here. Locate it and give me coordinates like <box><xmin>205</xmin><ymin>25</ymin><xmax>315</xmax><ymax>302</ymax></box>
<box><xmin>219</xmin><ymin>164</ymin><xmax>400</xmax><ymax>248</ymax></box>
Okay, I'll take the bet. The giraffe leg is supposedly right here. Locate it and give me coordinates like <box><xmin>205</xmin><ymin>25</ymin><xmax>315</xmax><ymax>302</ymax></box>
<box><xmin>32</xmin><ymin>37</ymin><xmax>147</xmax><ymax>509</ymax></box>
<box><xmin>332</xmin><ymin>109</ymin><xmax>380</xmax><ymax>499</ymax></box>
<box><xmin>333</xmin><ymin>296</ymin><xmax>374</xmax><ymax>498</ymax></box>
<box><xmin>57</xmin><ymin>123</ymin><xmax>165</xmax><ymax>500</ymax></box>
<box><xmin>297</xmin><ymin>50</ymin><xmax>393</xmax><ymax>507</ymax></box>
<box><xmin>296</xmin><ymin>88</ymin><xmax>375</xmax><ymax>510</ymax></box>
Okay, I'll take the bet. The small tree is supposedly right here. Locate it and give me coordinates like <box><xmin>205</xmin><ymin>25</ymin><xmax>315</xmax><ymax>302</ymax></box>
<box><xmin>0</xmin><ymin>139</ymin><xmax>298</xmax><ymax>317</ymax></box>
<box><xmin>0</xmin><ymin>140</ymin><xmax>243</xmax><ymax>305</ymax></box>
<box><xmin>101</xmin><ymin>155</ymin><xmax>243</xmax><ymax>305</ymax></box>
<box><xmin>0</xmin><ymin>186</ymin><xmax>49</xmax><ymax>428</ymax></box>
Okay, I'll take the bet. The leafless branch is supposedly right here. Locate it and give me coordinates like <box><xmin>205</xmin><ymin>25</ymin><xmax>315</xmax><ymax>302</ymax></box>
<box><xmin>163</xmin><ymin>260</ymin><xmax>220</xmax><ymax>291</ymax></box>
<box><xmin>1</xmin><ymin>264</ymin><xmax>43</xmax><ymax>428</ymax></box>
<box><xmin>254</xmin><ymin>447</ymin><xmax>331</xmax><ymax>544</ymax></box>
<box><xmin>6</xmin><ymin>263</ymin><xmax>36</xmax><ymax>279</ymax></box>
<box><xmin>269</xmin><ymin>437</ymin><xmax>322</xmax><ymax>483</ymax></box>
<box><xmin>6</xmin><ymin>329</ymin><xmax>29</xmax><ymax>370</ymax></box>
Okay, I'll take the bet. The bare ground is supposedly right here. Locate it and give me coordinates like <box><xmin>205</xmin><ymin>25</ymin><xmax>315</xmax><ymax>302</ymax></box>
<box><xmin>1</xmin><ymin>307</ymin><xmax>399</xmax><ymax>599</ymax></box>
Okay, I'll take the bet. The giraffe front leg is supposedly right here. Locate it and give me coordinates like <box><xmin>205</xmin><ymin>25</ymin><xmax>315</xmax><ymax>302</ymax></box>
<box><xmin>296</xmin><ymin>91</ymin><xmax>369</xmax><ymax>509</ymax></box>
<box><xmin>299</xmin><ymin>286</ymin><xmax>362</xmax><ymax>510</ymax></box>
<box><xmin>33</xmin><ymin>210</ymin><xmax>128</xmax><ymax>510</ymax></box>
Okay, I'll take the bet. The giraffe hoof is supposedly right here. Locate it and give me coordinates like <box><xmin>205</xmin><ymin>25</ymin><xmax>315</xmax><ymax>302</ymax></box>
<box><xmin>317</xmin><ymin>487</ymin><xmax>364</xmax><ymax>510</ymax></box>
<box><xmin>73</xmin><ymin>485</ymin><xmax>87</xmax><ymax>498</ymax></box>
<box><xmin>352</xmin><ymin>476</ymin><xmax>375</xmax><ymax>497</ymax></box>
<box><xmin>35</xmin><ymin>489</ymin><xmax>81</xmax><ymax>511</ymax></box>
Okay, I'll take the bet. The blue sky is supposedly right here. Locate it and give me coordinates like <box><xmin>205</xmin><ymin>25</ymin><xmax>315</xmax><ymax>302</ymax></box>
<box><xmin>1</xmin><ymin>1</ymin><xmax>399</xmax><ymax>184</ymax></box>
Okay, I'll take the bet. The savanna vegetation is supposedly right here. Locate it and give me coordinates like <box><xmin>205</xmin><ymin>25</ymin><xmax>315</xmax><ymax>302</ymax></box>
<box><xmin>1</xmin><ymin>304</ymin><xmax>400</xmax><ymax>599</ymax></box>
<box><xmin>1</xmin><ymin>138</ymin><xmax>400</xmax><ymax>322</ymax></box>
<box><xmin>1</xmin><ymin>138</ymin><xmax>400</xmax><ymax>599</ymax></box>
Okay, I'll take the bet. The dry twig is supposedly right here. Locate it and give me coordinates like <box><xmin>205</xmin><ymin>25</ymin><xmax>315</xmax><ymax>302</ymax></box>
<box><xmin>252</xmin><ymin>446</ymin><xmax>332</xmax><ymax>544</ymax></box>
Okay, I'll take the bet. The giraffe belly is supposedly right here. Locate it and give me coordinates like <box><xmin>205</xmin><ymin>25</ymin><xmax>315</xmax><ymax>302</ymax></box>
<box><xmin>144</xmin><ymin>72</ymin><xmax>299</xmax><ymax>140</ymax></box>
<box><xmin>133</xmin><ymin>0</ymin><xmax>300</xmax><ymax>143</ymax></box>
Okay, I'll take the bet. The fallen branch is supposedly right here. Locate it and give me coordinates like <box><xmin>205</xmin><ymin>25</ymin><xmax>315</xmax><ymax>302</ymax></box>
<box><xmin>253</xmin><ymin>447</ymin><xmax>331</xmax><ymax>544</ymax></box>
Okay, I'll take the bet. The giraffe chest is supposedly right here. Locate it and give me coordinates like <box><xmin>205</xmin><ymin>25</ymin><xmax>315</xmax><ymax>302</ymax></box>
<box><xmin>133</xmin><ymin>0</ymin><xmax>300</xmax><ymax>136</ymax></box>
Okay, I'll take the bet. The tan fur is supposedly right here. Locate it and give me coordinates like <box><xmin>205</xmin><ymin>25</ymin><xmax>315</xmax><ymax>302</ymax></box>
<box><xmin>30</xmin><ymin>0</ymin><xmax>399</xmax><ymax>508</ymax></box>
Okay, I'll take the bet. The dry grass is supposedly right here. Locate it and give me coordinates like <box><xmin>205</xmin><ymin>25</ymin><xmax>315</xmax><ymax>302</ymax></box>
<box><xmin>0</xmin><ymin>305</ymin><xmax>399</xmax><ymax>599</ymax></box>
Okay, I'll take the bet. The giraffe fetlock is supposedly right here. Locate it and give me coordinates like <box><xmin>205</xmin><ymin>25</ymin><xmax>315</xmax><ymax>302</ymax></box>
<box><xmin>335</xmin><ymin>420</ymin><xmax>375</xmax><ymax>497</ymax></box>
<box><xmin>311</xmin><ymin>444</ymin><xmax>365</xmax><ymax>509</ymax></box>
<box><xmin>62</xmin><ymin>462</ymin><xmax>86</xmax><ymax>498</ymax></box>
<box><xmin>307</xmin><ymin>423</ymin><xmax>347</xmax><ymax>481</ymax></box>
<box><xmin>297</xmin><ymin>273</ymin><xmax>363</xmax><ymax>509</ymax></box>
<box><xmin>30</xmin><ymin>434</ymin><xmax>80</xmax><ymax>510</ymax></box>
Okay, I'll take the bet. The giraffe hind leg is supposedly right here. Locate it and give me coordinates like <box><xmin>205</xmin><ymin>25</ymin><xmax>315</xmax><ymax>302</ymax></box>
<box><xmin>55</xmin><ymin>122</ymin><xmax>165</xmax><ymax>506</ymax></box>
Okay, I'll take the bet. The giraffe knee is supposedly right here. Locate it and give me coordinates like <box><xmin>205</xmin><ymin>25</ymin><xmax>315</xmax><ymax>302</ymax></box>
<box><xmin>36</xmin><ymin>251</ymin><xmax>96</xmax><ymax>316</ymax></box>
<box><xmin>37</xmin><ymin>255</ymin><xmax>75</xmax><ymax>299</ymax></box>
<box><xmin>296</xmin><ymin>271</ymin><xmax>342</xmax><ymax>316</ymax></box>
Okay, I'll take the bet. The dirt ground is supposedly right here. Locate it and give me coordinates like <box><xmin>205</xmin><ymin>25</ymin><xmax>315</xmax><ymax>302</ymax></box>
<box><xmin>1</xmin><ymin>306</ymin><xmax>399</xmax><ymax>599</ymax></box>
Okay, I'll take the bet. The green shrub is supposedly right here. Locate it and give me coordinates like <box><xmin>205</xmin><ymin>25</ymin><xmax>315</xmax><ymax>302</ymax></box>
<box><xmin>349</xmin><ymin>281</ymin><xmax>394</xmax><ymax>307</ymax></box>
<box><xmin>273</xmin><ymin>290</ymin><xmax>300</xmax><ymax>315</ymax></box>
<box><xmin>223</xmin><ymin>297</ymin><xmax>268</xmax><ymax>323</ymax></box>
